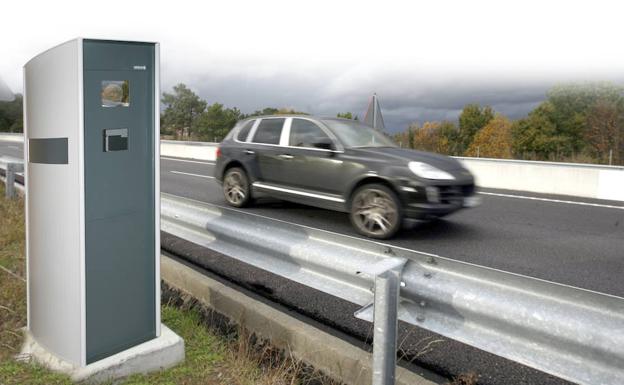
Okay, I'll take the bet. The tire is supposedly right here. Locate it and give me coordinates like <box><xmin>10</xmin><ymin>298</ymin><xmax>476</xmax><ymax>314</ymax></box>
<box><xmin>349</xmin><ymin>183</ymin><xmax>402</xmax><ymax>239</ymax></box>
<box><xmin>222</xmin><ymin>167</ymin><xmax>252</xmax><ymax>208</ymax></box>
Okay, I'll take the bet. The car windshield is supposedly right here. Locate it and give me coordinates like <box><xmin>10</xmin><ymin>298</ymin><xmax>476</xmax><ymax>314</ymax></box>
<box><xmin>321</xmin><ymin>119</ymin><xmax>397</xmax><ymax>148</ymax></box>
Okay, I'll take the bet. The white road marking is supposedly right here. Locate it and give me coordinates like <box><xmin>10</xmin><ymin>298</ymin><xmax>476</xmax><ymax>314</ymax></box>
<box><xmin>170</xmin><ymin>171</ymin><xmax>215</xmax><ymax>179</ymax></box>
<box><xmin>162</xmin><ymin>157</ymin><xmax>215</xmax><ymax>165</ymax></box>
<box><xmin>479</xmin><ymin>191</ymin><xmax>624</xmax><ymax>210</ymax></box>
<box><xmin>7</xmin><ymin>145</ymin><xmax>20</xmax><ymax>150</ymax></box>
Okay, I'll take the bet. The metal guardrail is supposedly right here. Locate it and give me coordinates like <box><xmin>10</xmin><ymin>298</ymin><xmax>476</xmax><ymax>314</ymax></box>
<box><xmin>0</xmin><ymin>159</ymin><xmax>24</xmax><ymax>198</ymax></box>
<box><xmin>161</xmin><ymin>193</ymin><xmax>624</xmax><ymax>385</ymax></box>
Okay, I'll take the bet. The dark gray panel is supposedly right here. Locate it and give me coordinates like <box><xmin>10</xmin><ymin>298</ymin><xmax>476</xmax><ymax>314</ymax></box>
<box><xmin>83</xmin><ymin>40</ymin><xmax>155</xmax><ymax>71</ymax></box>
<box><xmin>28</xmin><ymin>138</ymin><xmax>68</xmax><ymax>164</ymax></box>
<box><xmin>83</xmin><ymin>40</ymin><xmax>156</xmax><ymax>363</ymax></box>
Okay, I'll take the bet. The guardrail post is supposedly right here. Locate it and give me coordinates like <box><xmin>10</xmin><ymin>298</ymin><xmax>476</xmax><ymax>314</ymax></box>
<box><xmin>5</xmin><ymin>163</ymin><xmax>23</xmax><ymax>199</ymax></box>
<box><xmin>372</xmin><ymin>266</ymin><xmax>402</xmax><ymax>385</ymax></box>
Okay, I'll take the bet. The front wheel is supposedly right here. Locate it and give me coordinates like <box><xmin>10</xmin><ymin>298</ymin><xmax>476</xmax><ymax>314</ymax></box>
<box><xmin>223</xmin><ymin>167</ymin><xmax>251</xmax><ymax>207</ymax></box>
<box><xmin>349</xmin><ymin>184</ymin><xmax>402</xmax><ymax>239</ymax></box>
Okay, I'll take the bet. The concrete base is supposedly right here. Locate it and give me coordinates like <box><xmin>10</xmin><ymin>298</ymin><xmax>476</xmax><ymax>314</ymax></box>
<box><xmin>20</xmin><ymin>324</ymin><xmax>184</xmax><ymax>384</ymax></box>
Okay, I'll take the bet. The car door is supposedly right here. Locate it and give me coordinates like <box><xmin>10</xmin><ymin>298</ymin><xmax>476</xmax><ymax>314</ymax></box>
<box><xmin>273</xmin><ymin>118</ymin><xmax>344</xmax><ymax>195</ymax></box>
<box><xmin>248</xmin><ymin>117</ymin><xmax>287</xmax><ymax>184</ymax></box>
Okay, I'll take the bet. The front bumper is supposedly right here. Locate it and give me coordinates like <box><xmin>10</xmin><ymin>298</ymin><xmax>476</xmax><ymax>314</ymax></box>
<box><xmin>395</xmin><ymin>180</ymin><xmax>480</xmax><ymax>219</ymax></box>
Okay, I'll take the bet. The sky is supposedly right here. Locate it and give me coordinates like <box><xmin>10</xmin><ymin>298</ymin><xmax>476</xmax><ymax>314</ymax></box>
<box><xmin>2</xmin><ymin>0</ymin><xmax>623</xmax><ymax>132</ymax></box>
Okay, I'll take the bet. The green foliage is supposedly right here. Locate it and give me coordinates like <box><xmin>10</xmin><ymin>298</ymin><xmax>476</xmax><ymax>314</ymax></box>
<box><xmin>245</xmin><ymin>107</ymin><xmax>308</xmax><ymax>117</ymax></box>
<box><xmin>584</xmin><ymin>98</ymin><xmax>623</xmax><ymax>164</ymax></box>
<box><xmin>511</xmin><ymin>102</ymin><xmax>567</xmax><ymax>159</ymax></box>
<box><xmin>123</xmin><ymin>306</ymin><xmax>224</xmax><ymax>384</ymax></box>
<box><xmin>438</xmin><ymin>121</ymin><xmax>461</xmax><ymax>155</ymax></box>
<box><xmin>407</xmin><ymin>126</ymin><xmax>415</xmax><ymax>148</ymax></box>
<box><xmin>195</xmin><ymin>103</ymin><xmax>243</xmax><ymax>142</ymax></box>
<box><xmin>161</xmin><ymin>84</ymin><xmax>207</xmax><ymax>137</ymax></box>
<box><xmin>543</xmin><ymin>83</ymin><xmax>623</xmax><ymax>155</ymax></box>
<box><xmin>247</xmin><ymin>107</ymin><xmax>280</xmax><ymax>117</ymax></box>
<box><xmin>395</xmin><ymin>82</ymin><xmax>624</xmax><ymax>165</ymax></box>
<box><xmin>458</xmin><ymin>104</ymin><xmax>494</xmax><ymax>153</ymax></box>
<box><xmin>510</xmin><ymin>83</ymin><xmax>624</xmax><ymax>162</ymax></box>
<box><xmin>159</xmin><ymin>84</ymin><xmax>312</xmax><ymax>142</ymax></box>
<box><xmin>0</xmin><ymin>95</ymin><xmax>23</xmax><ymax>133</ymax></box>
<box><xmin>337</xmin><ymin>112</ymin><xmax>358</xmax><ymax>120</ymax></box>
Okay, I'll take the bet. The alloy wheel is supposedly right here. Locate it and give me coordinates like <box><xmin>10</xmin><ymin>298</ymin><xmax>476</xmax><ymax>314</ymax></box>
<box><xmin>351</xmin><ymin>187</ymin><xmax>400</xmax><ymax>238</ymax></box>
<box><xmin>223</xmin><ymin>169</ymin><xmax>248</xmax><ymax>206</ymax></box>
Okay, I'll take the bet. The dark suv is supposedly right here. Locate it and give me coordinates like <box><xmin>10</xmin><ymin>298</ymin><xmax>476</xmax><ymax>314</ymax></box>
<box><xmin>215</xmin><ymin>116</ymin><xmax>479</xmax><ymax>239</ymax></box>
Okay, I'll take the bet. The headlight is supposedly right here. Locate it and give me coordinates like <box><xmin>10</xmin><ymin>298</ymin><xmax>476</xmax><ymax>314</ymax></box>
<box><xmin>408</xmin><ymin>161</ymin><xmax>455</xmax><ymax>180</ymax></box>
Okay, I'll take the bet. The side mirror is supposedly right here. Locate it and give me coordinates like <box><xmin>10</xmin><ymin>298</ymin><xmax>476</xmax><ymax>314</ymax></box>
<box><xmin>312</xmin><ymin>137</ymin><xmax>335</xmax><ymax>151</ymax></box>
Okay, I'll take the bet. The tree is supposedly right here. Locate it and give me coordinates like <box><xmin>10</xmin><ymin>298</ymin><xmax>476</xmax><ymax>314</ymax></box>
<box><xmin>466</xmin><ymin>115</ymin><xmax>513</xmax><ymax>158</ymax></box>
<box><xmin>161</xmin><ymin>84</ymin><xmax>206</xmax><ymax>137</ymax></box>
<box><xmin>243</xmin><ymin>107</ymin><xmax>308</xmax><ymax>119</ymax></box>
<box><xmin>413</xmin><ymin>122</ymin><xmax>442</xmax><ymax>153</ymax></box>
<box><xmin>438</xmin><ymin>121</ymin><xmax>460</xmax><ymax>155</ymax></box>
<box><xmin>546</xmin><ymin>83</ymin><xmax>623</xmax><ymax>156</ymax></box>
<box><xmin>584</xmin><ymin>98</ymin><xmax>623</xmax><ymax>164</ymax></box>
<box><xmin>511</xmin><ymin>102</ymin><xmax>567</xmax><ymax>160</ymax></box>
<box><xmin>405</xmin><ymin>120</ymin><xmax>458</xmax><ymax>154</ymax></box>
<box><xmin>275</xmin><ymin>108</ymin><xmax>308</xmax><ymax>115</ymax></box>
<box><xmin>195</xmin><ymin>103</ymin><xmax>243</xmax><ymax>142</ymax></box>
<box><xmin>0</xmin><ymin>94</ymin><xmax>23</xmax><ymax>133</ymax></box>
<box><xmin>337</xmin><ymin>112</ymin><xmax>358</xmax><ymax>120</ymax></box>
<box><xmin>407</xmin><ymin>126</ymin><xmax>415</xmax><ymax>149</ymax></box>
<box><xmin>245</xmin><ymin>107</ymin><xmax>279</xmax><ymax>117</ymax></box>
<box><xmin>458</xmin><ymin>104</ymin><xmax>494</xmax><ymax>154</ymax></box>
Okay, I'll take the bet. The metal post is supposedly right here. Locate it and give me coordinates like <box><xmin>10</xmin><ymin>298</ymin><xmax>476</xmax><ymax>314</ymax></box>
<box><xmin>4</xmin><ymin>163</ymin><xmax>23</xmax><ymax>199</ymax></box>
<box><xmin>371</xmin><ymin>262</ymin><xmax>404</xmax><ymax>385</ymax></box>
<box><xmin>609</xmin><ymin>149</ymin><xmax>613</xmax><ymax>165</ymax></box>
<box><xmin>6</xmin><ymin>163</ymin><xmax>16</xmax><ymax>199</ymax></box>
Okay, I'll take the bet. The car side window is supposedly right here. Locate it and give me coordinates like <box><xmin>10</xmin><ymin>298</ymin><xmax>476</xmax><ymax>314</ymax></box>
<box><xmin>252</xmin><ymin>118</ymin><xmax>285</xmax><ymax>145</ymax></box>
<box><xmin>289</xmin><ymin>119</ymin><xmax>331</xmax><ymax>148</ymax></box>
<box><xmin>236</xmin><ymin>120</ymin><xmax>255</xmax><ymax>142</ymax></box>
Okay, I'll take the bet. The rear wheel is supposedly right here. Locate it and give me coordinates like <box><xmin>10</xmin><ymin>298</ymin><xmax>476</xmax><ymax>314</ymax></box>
<box><xmin>223</xmin><ymin>167</ymin><xmax>251</xmax><ymax>207</ymax></box>
<box><xmin>349</xmin><ymin>184</ymin><xmax>402</xmax><ymax>239</ymax></box>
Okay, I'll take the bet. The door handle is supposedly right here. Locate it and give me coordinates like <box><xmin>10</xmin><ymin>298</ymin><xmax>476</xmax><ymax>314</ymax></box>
<box><xmin>245</xmin><ymin>149</ymin><xmax>255</xmax><ymax>155</ymax></box>
<box><xmin>278</xmin><ymin>154</ymin><xmax>294</xmax><ymax>160</ymax></box>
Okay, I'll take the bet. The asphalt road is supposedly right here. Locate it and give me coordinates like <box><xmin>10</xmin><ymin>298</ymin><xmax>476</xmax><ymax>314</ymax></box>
<box><xmin>160</xmin><ymin>155</ymin><xmax>624</xmax><ymax>298</ymax></box>
<box><xmin>0</xmin><ymin>140</ymin><xmax>23</xmax><ymax>160</ymax></box>
<box><xmin>6</xmin><ymin>140</ymin><xmax>624</xmax><ymax>384</ymax></box>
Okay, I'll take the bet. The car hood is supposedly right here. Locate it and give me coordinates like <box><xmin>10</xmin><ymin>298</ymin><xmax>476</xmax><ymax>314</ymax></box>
<box><xmin>349</xmin><ymin>147</ymin><xmax>465</xmax><ymax>171</ymax></box>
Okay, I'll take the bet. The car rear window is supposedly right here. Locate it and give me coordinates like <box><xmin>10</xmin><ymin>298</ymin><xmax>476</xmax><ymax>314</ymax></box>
<box><xmin>236</xmin><ymin>120</ymin><xmax>255</xmax><ymax>142</ymax></box>
<box><xmin>252</xmin><ymin>118</ymin><xmax>285</xmax><ymax>145</ymax></box>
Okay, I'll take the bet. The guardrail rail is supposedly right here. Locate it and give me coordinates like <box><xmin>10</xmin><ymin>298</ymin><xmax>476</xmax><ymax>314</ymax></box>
<box><xmin>161</xmin><ymin>193</ymin><xmax>624</xmax><ymax>385</ymax></box>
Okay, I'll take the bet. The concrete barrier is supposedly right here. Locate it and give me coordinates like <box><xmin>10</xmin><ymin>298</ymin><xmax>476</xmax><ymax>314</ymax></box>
<box><xmin>4</xmin><ymin>134</ymin><xmax>623</xmax><ymax>201</ymax></box>
<box><xmin>0</xmin><ymin>133</ymin><xmax>25</xmax><ymax>142</ymax></box>
<box><xmin>457</xmin><ymin>157</ymin><xmax>624</xmax><ymax>201</ymax></box>
<box><xmin>0</xmin><ymin>135</ymin><xmax>219</xmax><ymax>161</ymax></box>
<box><xmin>160</xmin><ymin>140</ymin><xmax>217</xmax><ymax>161</ymax></box>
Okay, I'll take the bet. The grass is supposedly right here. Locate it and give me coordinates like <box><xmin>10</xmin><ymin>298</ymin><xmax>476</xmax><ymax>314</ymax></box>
<box><xmin>445</xmin><ymin>372</ymin><xmax>479</xmax><ymax>385</ymax></box>
<box><xmin>0</xmin><ymin>184</ymin><xmax>338</xmax><ymax>385</ymax></box>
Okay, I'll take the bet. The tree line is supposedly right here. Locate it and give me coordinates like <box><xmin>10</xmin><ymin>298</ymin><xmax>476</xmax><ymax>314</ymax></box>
<box><xmin>394</xmin><ymin>83</ymin><xmax>624</xmax><ymax>165</ymax></box>
<box><xmin>2</xmin><ymin>82</ymin><xmax>622</xmax><ymax>165</ymax></box>
<box><xmin>0</xmin><ymin>95</ymin><xmax>23</xmax><ymax>132</ymax></box>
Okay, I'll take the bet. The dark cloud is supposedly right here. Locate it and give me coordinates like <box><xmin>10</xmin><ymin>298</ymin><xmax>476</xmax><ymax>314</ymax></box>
<box><xmin>162</xmin><ymin>66</ymin><xmax>615</xmax><ymax>133</ymax></box>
